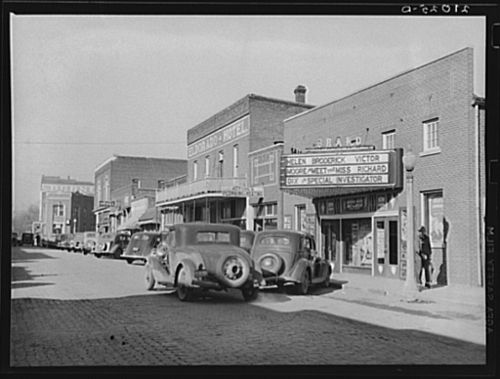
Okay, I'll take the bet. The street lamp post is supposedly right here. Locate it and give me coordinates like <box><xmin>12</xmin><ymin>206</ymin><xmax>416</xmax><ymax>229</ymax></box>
<box><xmin>402</xmin><ymin>148</ymin><xmax>419</xmax><ymax>299</ymax></box>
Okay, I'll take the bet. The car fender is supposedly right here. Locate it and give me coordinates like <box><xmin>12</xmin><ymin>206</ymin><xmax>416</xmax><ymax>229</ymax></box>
<box><xmin>175</xmin><ymin>259</ymin><xmax>197</xmax><ymax>287</ymax></box>
<box><xmin>287</xmin><ymin>258</ymin><xmax>311</xmax><ymax>282</ymax></box>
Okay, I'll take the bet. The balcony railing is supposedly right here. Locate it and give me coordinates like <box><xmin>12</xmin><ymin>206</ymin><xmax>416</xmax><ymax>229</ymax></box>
<box><xmin>156</xmin><ymin>177</ymin><xmax>248</xmax><ymax>204</ymax></box>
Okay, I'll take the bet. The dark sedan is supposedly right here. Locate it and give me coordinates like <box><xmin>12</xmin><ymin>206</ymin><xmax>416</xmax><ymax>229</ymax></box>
<box><xmin>251</xmin><ymin>230</ymin><xmax>331</xmax><ymax>294</ymax></box>
<box><xmin>121</xmin><ymin>231</ymin><xmax>169</xmax><ymax>264</ymax></box>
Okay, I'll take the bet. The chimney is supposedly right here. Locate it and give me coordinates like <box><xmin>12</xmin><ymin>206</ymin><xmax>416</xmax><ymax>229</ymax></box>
<box><xmin>294</xmin><ymin>85</ymin><xmax>307</xmax><ymax>103</ymax></box>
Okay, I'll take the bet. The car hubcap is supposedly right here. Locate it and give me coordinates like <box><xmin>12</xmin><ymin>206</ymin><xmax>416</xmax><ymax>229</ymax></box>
<box><xmin>223</xmin><ymin>257</ymin><xmax>244</xmax><ymax>281</ymax></box>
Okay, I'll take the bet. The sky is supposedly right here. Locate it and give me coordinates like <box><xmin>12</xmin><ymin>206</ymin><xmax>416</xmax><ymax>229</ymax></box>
<box><xmin>11</xmin><ymin>15</ymin><xmax>486</xmax><ymax>214</ymax></box>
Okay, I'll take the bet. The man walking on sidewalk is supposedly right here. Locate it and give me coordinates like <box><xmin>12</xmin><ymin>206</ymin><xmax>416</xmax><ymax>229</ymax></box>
<box><xmin>417</xmin><ymin>226</ymin><xmax>432</xmax><ymax>288</ymax></box>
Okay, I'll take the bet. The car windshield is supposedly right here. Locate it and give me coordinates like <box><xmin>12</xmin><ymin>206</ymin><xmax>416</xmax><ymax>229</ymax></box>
<box><xmin>196</xmin><ymin>231</ymin><xmax>231</xmax><ymax>243</ymax></box>
<box><xmin>257</xmin><ymin>236</ymin><xmax>291</xmax><ymax>246</ymax></box>
<box><xmin>116</xmin><ymin>234</ymin><xmax>131</xmax><ymax>242</ymax></box>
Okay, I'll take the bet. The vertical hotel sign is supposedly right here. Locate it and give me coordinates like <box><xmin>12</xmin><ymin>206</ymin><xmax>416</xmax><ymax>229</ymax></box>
<box><xmin>187</xmin><ymin>116</ymin><xmax>250</xmax><ymax>159</ymax></box>
<box><xmin>280</xmin><ymin>149</ymin><xmax>403</xmax><ymax>189</ymax></box>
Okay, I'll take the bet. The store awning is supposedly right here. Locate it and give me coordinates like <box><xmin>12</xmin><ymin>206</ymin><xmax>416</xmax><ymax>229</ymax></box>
<box><xmin>118</xmin><ymin>209</ymin><xmax>144</xmax><ymax>230</ymax></box>
<box><xmin>138</xmin><ymin>207</ymin><xmax>159</xmax><ymax>225</ymax></box>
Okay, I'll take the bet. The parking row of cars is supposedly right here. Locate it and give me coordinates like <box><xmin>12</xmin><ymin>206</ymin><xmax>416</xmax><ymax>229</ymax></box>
<box><xmin>56</xmin><ymin>231</ymin><xmax>98</xmax><ymax>254</ymax></box>
<box><xmin>59</xmin><ymin>223</ymin><xmax>333</xmax><ymax>302</ymax></box>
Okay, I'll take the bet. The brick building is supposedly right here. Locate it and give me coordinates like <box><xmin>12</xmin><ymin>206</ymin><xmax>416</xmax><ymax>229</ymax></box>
<box><xmin>277</xmin><ymin>48</ymin><xmax>485</xmax><ymax>287</ymax></box>
<box><xmin>38</xmin><ymin>175</ymin><xmax>95</xmax><ymax>242</ymax></box>
<box><xmin>93</xmin><ymin>155</ymin><xmax>187</xmax><ymax>233</ymax></box>
<box><xmin>70</xmin><ymin>192</ymin><xmax>96</xmax><ymax>233</ymax></box>
<box><xmin>155</xmin><ymin>90</ymin><xmax>313</xmax><ymax>229</ymax></box>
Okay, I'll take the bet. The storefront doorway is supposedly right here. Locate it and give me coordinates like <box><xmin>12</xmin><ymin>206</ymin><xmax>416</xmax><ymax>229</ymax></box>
<box><xmin>341</xmin><ymin>218</ymin><xmax>373</xmax><ymax>274</ymax></box>
<box><xmin>373</xmin><ymin>216</ymin><xmax>400</xmax><ymax>278</ymax></box>
<box><xmin>321</xmin><ymin>220</ymin><xmax>340</xmax><ymax>272</ymax></box>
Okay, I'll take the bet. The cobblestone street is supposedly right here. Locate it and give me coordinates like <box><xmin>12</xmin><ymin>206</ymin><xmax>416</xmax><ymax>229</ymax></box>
<box><xmin>9</xmin><ymin>247</ymin><xmax>486</xmax><ymax>368</ymax></box>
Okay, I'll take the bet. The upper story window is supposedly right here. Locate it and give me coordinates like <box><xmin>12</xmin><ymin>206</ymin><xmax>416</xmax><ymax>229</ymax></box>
<box><xmin>96</xmin><ymin>179</ymin><xmax>102</xmax><ymax>203</ymax></box>
<box><xmin>233</xmin><ymin>145</ymin><xmax>239</xmax><ymax>177</ymax></box>
<box><xmin>423</xmin><ymin>118</ymin><xmax>440</xmax><ymax>152</ymax></box>
<box><xmin>193</xmin><ymin>160</ymin><xmax>198</xmax><ymax>181</ymax></box>
<box><xmin>382</xmin><ymin>130</ymin><xmax>395</xmax><ymax>149</ymax></box>
<box><xmin>265</xmin><ymin>203</ymin><xmax>277</xmax><ymax>216</ymax></box>
<box><xmin>53</xmin><ymin>203</ymin><xmax>64</xmax><ymax>217</ymax></box>
<box><xmin>205</xmin><ymin>156</ymin><xmax>210</xmax><ymax>177</ymax></box>
<box><xmin>104</xmin><ymin>176</ymin><xmax>110</xmax><ymax>201</ymax></box>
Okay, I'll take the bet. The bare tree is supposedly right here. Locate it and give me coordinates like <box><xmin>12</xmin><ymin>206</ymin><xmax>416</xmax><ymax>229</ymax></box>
<box><xmin>13</xmin><ymin>204</ymin><xmax>39</xmax><ymax>233</ymax></box>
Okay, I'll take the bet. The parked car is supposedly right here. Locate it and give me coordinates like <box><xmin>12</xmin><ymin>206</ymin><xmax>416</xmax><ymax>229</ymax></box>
<box><xmin>82</xmin><ymin>231</ymin><xmax>98</xmax><ymax>255</ymax></box>
<box><xmin>92</xmin><ymin>232</ymin><xmax>115</xmax><ymax>258</ymax></box>
<box><xmin>92</xmin><ymin>229</ymin><xmax>139</xmax><ymax>259</ymax></box>
<box><xmin>20</xmin><ymin>232</ymin><xmax>34</xmax><ymax>246</ymax></box>
<box><xmin>240</xmin><ymin>230</ymin><xmax>255</xmax><ymax>254</ymax></box>
<box><xmin>57</xmin><ymin>233</ymin><xmax>73</xmax><ymax>250</ymax></box>
<box><xmin>41</xmin><ymin>238</ymin><xmax>58</xmax><ymax>249</ymax></box>
<box><xmin>68</xmin><ymin>232</ymin><xmax>84</xmax><ymax>253</ymax></box>
<box><xmin>144</xmin><ymin>223</ymin><xmax>261</xmax><ymax>302</ymax></box>
<box><xmin>251</xmin><ymin>230</ymin><xmax>331</xmax><ymax>294</ymax></box>
<box><xmin>121</xmin><ymin>231</ymin><xmax>169</xmax><ymax>265</ymax></box>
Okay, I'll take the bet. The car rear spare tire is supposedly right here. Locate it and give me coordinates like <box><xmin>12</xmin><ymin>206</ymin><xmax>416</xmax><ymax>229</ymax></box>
<box><xmin>217</xmin><ymin>256</ymin><xmax>250</xmax><ymax>288</ymax></box>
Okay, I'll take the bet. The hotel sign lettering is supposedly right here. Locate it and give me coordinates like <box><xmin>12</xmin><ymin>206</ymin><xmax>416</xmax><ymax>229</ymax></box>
<box><xmin>281</xmin><ymin>150</ymin><xmax>402</xmax><ymax>189</ymax></box>
<box><xmin>187</xmin><ymin>116</ymin><xmax>250</xmax><ymax>159</ymax></box>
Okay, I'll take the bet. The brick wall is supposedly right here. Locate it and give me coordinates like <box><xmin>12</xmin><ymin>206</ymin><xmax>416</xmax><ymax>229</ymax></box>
<box><xmin>248</xmin><ymin>96</ymin><xmax>313</xmax><ymax>153</ymax></box>
<box><xmin>283</xmin><ymin>47</ymin><xmax>481</xmax><ymax>286</ymax></box>
<box><xmin>185</xmin><ymin>95</ymin><xmax>312</xmax><ymax>183</ymax></box>
<box><xmin>187</xmin><ymin>97</ymin><xmax>250</xmax><ymax>144</ymax></box>
<box><xmin>95</xmin><ymin>156</ymin><xmax>187</xmax><ymax>208</ymax></box>
<box><xmin>70</xmin><ymin>193</ymin><xmax>96</xmax><ymax>232</ymax></box>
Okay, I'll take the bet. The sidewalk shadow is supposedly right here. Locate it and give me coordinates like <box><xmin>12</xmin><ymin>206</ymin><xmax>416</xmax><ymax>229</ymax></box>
<box><xmin>12</xmin><ymin>265</ymin><xmax>58</xmax><ymax>284</ymax></box>
<box><xmin>12</xmin><ymin>248</ymin><xmax>56</xmax><ymax>262</ymax></box>
<box><xmin>12</xmin><ymin>282</ymin><xmax>54</xmax><ymax>289</ymax></box>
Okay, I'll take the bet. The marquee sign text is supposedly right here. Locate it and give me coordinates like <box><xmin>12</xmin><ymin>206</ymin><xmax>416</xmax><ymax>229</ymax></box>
<box><xmin>281</xmin><ymin>150</ymin><xmax>400</xmax><ymax>189</ymax></box>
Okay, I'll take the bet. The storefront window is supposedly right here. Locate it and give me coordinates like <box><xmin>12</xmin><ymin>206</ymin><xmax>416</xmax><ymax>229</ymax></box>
<box><xmin>343</xmin><ymin>218</ymin><xmax>373</xmax><ymax>267</ymax></box>
<box><xmin>424</xmin><ymin>191</ymin><xmax>444</xmax><ymax>248</ymax></box>
<box><xmin>295</xmin><ymin>204</ymin><xmax>306</xmax><ymax>231</ymax></box>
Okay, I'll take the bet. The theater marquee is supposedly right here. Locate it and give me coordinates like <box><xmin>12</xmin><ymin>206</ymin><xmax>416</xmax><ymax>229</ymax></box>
<box><xmin>280</xmin><ymin>148</ymin><xmax>403</xmax><ymax>197</ymax></box>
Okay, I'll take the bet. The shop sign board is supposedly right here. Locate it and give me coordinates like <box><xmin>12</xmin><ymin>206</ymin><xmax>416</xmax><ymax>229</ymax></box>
<box><xmin>99</xmin><ymin>200</ymin><xmax>115</xmax><ymax>208</ymax></box>
<box><xmin>280</xmin><ymin>149</ymin><xmax>402</xmax><ymax>189</ymax></box>
<box><xmin>187</xmin><ymin>116</ymin><xmax>250</xmax><ymax>159</ymax></box>
<box><xmin>250</xmin><ymin>149</ymin><xmax>278</xmax><ymax>186</ymax></box>
<box><xmin>222</xmin><ymin>185</ymin><xmax>264</xmax><ymax>197</ymax></box>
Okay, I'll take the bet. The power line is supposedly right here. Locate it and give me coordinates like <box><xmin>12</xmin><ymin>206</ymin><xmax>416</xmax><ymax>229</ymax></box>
<box><xmin>14</xmin><ymin>141</ymin><xmax>185</xmax><ymax>145</ymax></box>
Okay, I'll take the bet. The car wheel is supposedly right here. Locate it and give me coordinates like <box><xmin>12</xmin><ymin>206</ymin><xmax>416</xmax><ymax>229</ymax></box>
<box><xmin>126</xmin><ymin>259</ymin><xmax>133</xmax><ymax>264</ymax></box>
<box><xmin>145</xmin><ymin>267</ymin><xmax>155</xmax><ymax>290</ymax></box>
<box><xmin>95</xmin><ymin>253</ymin><xmax>102</xmax><ymax>258</ymax></box>
<box><xmin>113</xmin><ymin>247</ymin><xmax>122</xmax><ymax>260</ymax></box>
<box><xmin>296</xmin><ymin>269</ymin><xmax>311</xmax><ymax>295</ymax></box>
<box><xmin>176</xmin><ymin>266</ymin><xmax>192</xmax><ymax>301</ymax></box>
<box><xmin>241</xmin><ymin>286</ymin><xmax>258</xmax><ymax>302</ymax></box>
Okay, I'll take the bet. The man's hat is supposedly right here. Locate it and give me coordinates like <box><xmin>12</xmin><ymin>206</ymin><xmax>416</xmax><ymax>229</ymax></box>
<box><xmin>418</xmin><ymin>226</ymin><xmax>426</xmax><ymax>233</ymax></box>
